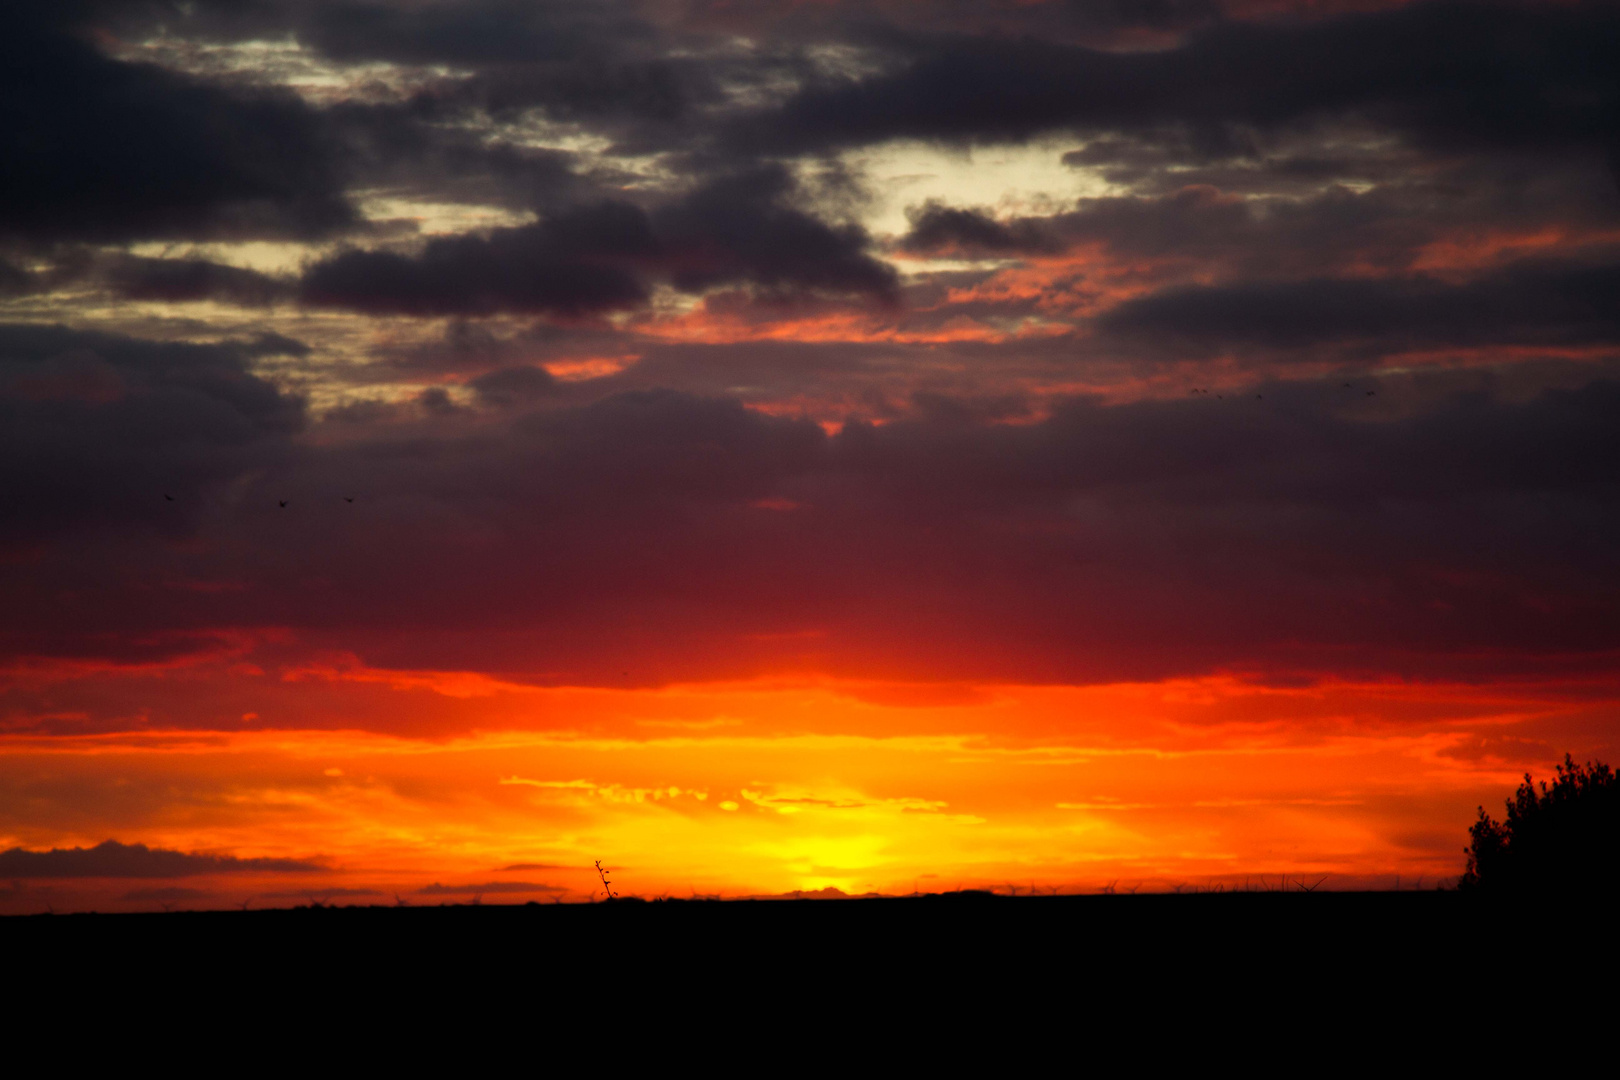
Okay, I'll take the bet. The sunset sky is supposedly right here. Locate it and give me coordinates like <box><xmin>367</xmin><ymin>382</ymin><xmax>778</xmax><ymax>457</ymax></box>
<box><xmin>4</xmin><ymin>0</ymin><xmax>1619</xmax><ymax>910</ymax></box>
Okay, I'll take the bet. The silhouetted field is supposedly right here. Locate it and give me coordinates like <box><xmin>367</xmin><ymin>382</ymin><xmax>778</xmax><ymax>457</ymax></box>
<box><xmin>3</xmin><ymin>890</ymin><xmax>1582</xmax><ymax>972</ymax></box>
<box><xmin>7</xmin><ymin>891</ymin><xmax>1603</xmax><ymax>1050</ymax></box>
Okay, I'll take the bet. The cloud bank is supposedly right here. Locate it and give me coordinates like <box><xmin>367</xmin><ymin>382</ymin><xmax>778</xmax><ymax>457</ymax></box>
<box><xmin>0</xmin><ymin>840</ymin><xmax>323</xmax><ymax>878</ymax></box>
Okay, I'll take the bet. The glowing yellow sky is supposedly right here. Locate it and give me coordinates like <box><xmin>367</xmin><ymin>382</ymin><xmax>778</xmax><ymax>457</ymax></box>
<box><xmin>2</xmin><ymin>672</ymin><xmax>1585</xmax><ymax>910</ymax></box>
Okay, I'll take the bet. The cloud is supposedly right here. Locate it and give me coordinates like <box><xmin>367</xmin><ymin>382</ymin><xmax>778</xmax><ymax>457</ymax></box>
<box><xmin>418</xmin><ymin>881</ymin><xmax>564</xmax><ymax>895</ymax></box>
<box><xmin>0</xmin><ymin>324</ymin><xmax>305</xmax><ymax>550</ymax></box>
<box><xmin>1095</xmin><ymin>261</ymin><xmax>1620</xmax><ymax>355</ymax></box>
<box><xmin>300</xmin><ymin>169</ymin><xmax>895</xmax><ymax>317</ymax></box>
<box><xmin>649</xmin><ymin>166</ymin><xmax>898</xmax><ymax>300</ymax></box>
<box><xmin>1</xmin><ymin>0</ymin><xmax>1618</xmax><ymax>718</ymax></box>
<box><xmin>2</xmin><ymin>364</ymin><xmax>1617</xmax><ymax>709</ymax></box>
<box><xmin>301</xmin><ymin>202</ymin><xmax>655</xmax><ymax>318</ymax></box>
<box><xmin>471</xmin><ymin>366</ymin><xmax>562</xmax><ymax>406</ymax></box>
<box><xmin>0</xmin><ymin>257</ymin><xmax>34</xmax><ymax>296</ymax></box>
<box><xmin>278</xmin><ymin>0</ymin><xmax>657</xmax><ymax>69</ymax></box>
<box><xmin>100</xmin><ymin>256</ymin><xmax>294</xmax><ymax>307</ymax></box>
<box><xmin>0</xmin><ymin>7</ymin><xmax>352</xmax><ymax>243</ymax></box>
<box><xmin>730</xmin><ymin>3</ymin><xmax>1620</xmax><ymax>161</ymax></box>
<box><xmin>0</xmin><ymin>840</ymin><xmax>323</xmax><ymax>878</ymax></box>
<box><xmin>899</xmin><ymin>201</ymin><xmax>1066</xmax><ymax>256</ymax></box>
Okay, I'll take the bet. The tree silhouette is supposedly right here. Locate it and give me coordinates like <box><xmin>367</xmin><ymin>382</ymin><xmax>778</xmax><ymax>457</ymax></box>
<box><xmin>1461</xmin><ymin>755</ymin><xmax>1620</xmax><ymax>892</ymax></box>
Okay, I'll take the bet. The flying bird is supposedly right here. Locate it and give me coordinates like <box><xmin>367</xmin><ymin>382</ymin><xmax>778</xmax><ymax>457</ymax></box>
<box><xmin>163</xmin><ymin>494</ymin><xmax>174</xmax><ymax>501</ymax></box>
<box><xmin>1366</xmin><ymin>390</ymin><xmax>1376</xmax><ymax>396</ymax></box>
<box><xmin>344</xmin><ymin>496</ymin><xmax>354</xmax><ymax>503</ymax></box>
<box><xmin>279</xmin><ymin>500</ymin><xmax>288</xmax><ymax>508</ymax></box>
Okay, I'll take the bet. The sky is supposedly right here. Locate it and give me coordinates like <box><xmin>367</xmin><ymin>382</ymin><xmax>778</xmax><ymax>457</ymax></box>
<box><xmin>3</xmin><ymin>0</ymin><xmax>1619</xmax><ymax>910</ymax></box>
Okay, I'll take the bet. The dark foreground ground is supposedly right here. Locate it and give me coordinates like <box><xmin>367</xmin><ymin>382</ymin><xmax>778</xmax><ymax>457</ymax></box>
<box><xmin>2</xmin><ymin>889</ymin><xmax>1594</xmax><ymax>964</ymax></box>
<box><xmin>5</xmin><ymin>891</ymin><xmax>1607</xmax><ymax>1054</ymax></box>
<box><xmin>4</xmin><ymin>890</ymin><xmax>1594</xmax><ymax>977</ymax></box>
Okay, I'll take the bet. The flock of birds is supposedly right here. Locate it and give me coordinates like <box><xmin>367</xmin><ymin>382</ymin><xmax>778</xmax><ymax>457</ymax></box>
<box><xmin>162</xmin><ymin>493</ymin><xmax>357</xmax><ymax>507</ymax></box>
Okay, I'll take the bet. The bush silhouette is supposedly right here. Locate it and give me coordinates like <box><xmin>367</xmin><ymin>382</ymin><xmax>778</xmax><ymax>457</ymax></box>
<box><xmin>1461</xmin><ymin>755</ymin><xmax>1620</xmax><ymax>892</ymax></box>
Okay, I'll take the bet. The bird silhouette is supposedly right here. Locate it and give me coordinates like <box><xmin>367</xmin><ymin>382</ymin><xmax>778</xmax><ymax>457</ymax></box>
<box><xmin>1343</xmin><ymin>382</ymin><xmax>1352</xmax><ymax>388</ymax></box>
<box><xmin>163</xmin><ymin>494</ymin><xmax>174</xmax><ymax>502</ymax></box>
<box><xmin>1366</xmin><ymin>390</ymin><xmax>1376</xmax><ymax>396</ymax></box>
<box><xmin>343</xmin><ymin>496</ymin><xmax>354</xmax><ymax>503</ymax></box>
<box><xmin>278</xmin><ymin>500</ymin><xmax>288</xmax><ymax>508</ymax></box>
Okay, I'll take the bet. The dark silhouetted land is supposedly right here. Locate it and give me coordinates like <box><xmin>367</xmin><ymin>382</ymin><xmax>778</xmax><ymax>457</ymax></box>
<box><xmin>4</xmin><ymin>889</ymin><xmax>1587</xmax><ymax>978</ymax></box>
<box><xmin>9</xmin><ymin>890</ymin><xmax>1608</xmax><ymax>1058</ymax></box>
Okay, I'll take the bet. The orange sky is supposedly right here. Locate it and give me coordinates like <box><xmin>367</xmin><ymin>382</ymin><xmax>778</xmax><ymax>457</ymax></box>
<box><xmin>5</xmin><ymin>666</ymin><xmax>1611</xmax><ymax>910</ymax></box>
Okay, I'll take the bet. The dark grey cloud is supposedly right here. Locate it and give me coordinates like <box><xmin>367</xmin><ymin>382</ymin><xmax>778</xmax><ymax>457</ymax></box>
<box><xmin>0</xmin><ymin>324</ymin><xmax>305</xmax><ymax>549</ymax></box>
<box><xmin>900</xmin><ymin>201</ymin><xmax>1067</xmax><ymax>255</ymax></box>
<box><xmin>277</xmin><ymin>0</ymin><xmax>657</xmax><ymax>68</ymax></box>
<box><xmin>651</xmin><ymin>166</ymin><xmax>898</xmax><ymax>299</ymax></box>
<box><xmin>731</xmin><ymin>3</ymin><xmax>1620</xmax><ymax>165</ymax></box>
<box><xmin>101</xmin><ymin>255</ymin><xmax>294</xmax><ymax>306</ymax></box>
<box><xmin>0</xmin><ymin>840</ymin><xmax>322</xmax><ymax>878</ymax></box>
<box><xmin>186</xmin><ymin>0</ymin><xmax>720</xmax><ymax>129</ymax></box>
<box><xmin>890</xmin><ymin>179</ymin><xmax>1620</xmax><ymax>368</ymax></box>
<box><xmin>1097</xmin><ymin>261</ymin><xmax>1620</xmax><ymax>355</ymax></box>
<box><xmin>301</xmin><ymin>204</ymin><xmax>655</xmax><ymax>318</ymax></box>
<box><xmin>0</xmin><ymin>257</ymin><xmax>34</xmax><ymax>296</ymax></box>
<box><xmin>325</xmin><ymin>104</ymin><xmax>597</xmax><ymax>215</ymax></box>
<box><xmin>22</xmin><ymin>0</ymin><xmax>1617</xmax><ymax>263</ymax></box>
<box><xmin>427</xmin><ymin>54</ymin><xmax>703</xmax><ymax>127</ymax></box>
<box><xmin>906</xmin><ymin>165</ymin><xmax>1620</xmax><ymax>271</ymax></box>
<box><xmin>2</xmin><ymin>367</ymin><xmax>1617</xmax><ymax>707</ymax></box>
<box><xmin>472</xmin><ymin>365</ymin><xmax>561</xmax><ymax>406</ymax></box>
<box><xmin>0</xmin><ymin>7</ymin><xmax>352</xmax><ymax>243</ymax></box>
<box><xmin>301</xmin><ymin>169</ymin><xmax>895</xmax><ymax>316</ymax></box>
<box><xmin>899</xmin><ymin>185</ymin><xmax>1311</xmax><ymax>263</ymax></box>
